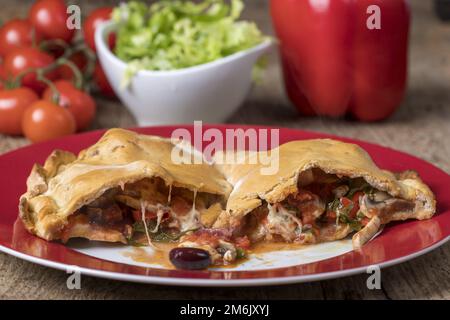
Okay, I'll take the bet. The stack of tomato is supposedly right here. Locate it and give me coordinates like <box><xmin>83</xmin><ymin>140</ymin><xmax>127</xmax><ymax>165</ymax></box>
<box><xmin>0</xmin><ymin>0</ymin><xmax>115</xmax><ymax>143</ymax></box>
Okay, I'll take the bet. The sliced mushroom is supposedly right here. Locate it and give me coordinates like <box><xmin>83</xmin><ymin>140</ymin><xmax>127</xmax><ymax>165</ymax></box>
<box><xmin>332</xmin><ymin>185</ymin><xmax>349</xmax><ymax>198</ymax></box>
<box><xmin>219</xmin><ymin>240</ymin><xmax>237</xmax><ymax>263</ymax></box>
<box><xmin>369</xmin><ymin>190</ymin><xmax>391</xmax><ymax>202</ymax></box>
<box><xmin>359</xmin><ymin>194</ymin><xmax>415</xmax><ymax>219</ymax></box>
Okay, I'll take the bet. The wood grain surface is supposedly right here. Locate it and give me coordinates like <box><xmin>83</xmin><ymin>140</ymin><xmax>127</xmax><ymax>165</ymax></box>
<box><xmin>0</xmin><ymin>0</ymin><xmax>449</xmax><ymax>300</ymax></box>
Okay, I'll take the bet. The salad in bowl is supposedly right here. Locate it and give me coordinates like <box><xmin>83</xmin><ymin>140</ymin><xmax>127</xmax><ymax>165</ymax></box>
<box><xmin>95</xmin><ymin>0</ymin><xmax>272</xmax><ymax>125</ymax></box>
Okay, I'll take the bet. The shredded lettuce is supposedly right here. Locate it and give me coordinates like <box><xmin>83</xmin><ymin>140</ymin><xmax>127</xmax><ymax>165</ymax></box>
<box><xmin>112</xmin><ymin>0</ymin><xmax>267</xmax><ymax>86</ymax></box>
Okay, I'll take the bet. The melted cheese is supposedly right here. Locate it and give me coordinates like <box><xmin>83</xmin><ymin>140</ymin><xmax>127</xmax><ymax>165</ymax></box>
<box><xmin>152</xmin><ymin>207</ymin><xmax>166</xmax><ymax>233</ymax></box>
<box><xmin>137</xmin><ymin>189</ymin><xmax>201</xmax><ymax>234</ymax></box>
<box><xmin>176</xmin><ymin>190</ymin><xmax>201</xmax><ymax>232</ymax></box>
<box><xmin>140</xmin><ymin>199</ymin><xmax>156</xmax><ymax>249</ymax></box>
<box><xmin>167</xmin><ymin>184</ymin><xmax>172</xmax><ymax>203</ymax></box>
<box><xmin>266</xmin><ymin>203</ymin><xmax>303</xmax><ymax>242</ymax></box>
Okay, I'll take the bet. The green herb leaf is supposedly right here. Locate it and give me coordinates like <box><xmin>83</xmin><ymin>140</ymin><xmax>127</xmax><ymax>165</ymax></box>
<box><xmin>327</xmin><ymin>198</ymin><xmax>340</xmax><ymax>212</ymax></box>
<box><xmin>236</xmin><ymin>248</ymin><xmax>247</xmax><ymax>259</ymax></box>
<box><xmin>348</xmin><ymin>220</ymin><xmax>362</xmax><ymax>232</ymax></box>
<box><xmin>339</xmin><ymin>212</ymin><xmax>350</xmax><ymax>224</ymax></box>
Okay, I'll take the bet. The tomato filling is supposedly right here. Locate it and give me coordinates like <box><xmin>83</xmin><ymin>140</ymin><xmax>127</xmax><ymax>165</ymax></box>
<box><xmin>59</xmin><ymin>172</ymin><xmax>417</xmax><ymax>266</ymax></box>
<box><xmin>60</xmin><ymin>177</ymin><xmax>245</xmax><ymax>265</ymax></box>
<box><xmin>60</xmin><ymin>177</ymin><xmax>223</xmax><ymax>245</ymax></box>
<box><xmin>240</xmin><ymin>170</ymin><xmax>416</xmax><ymax>246</ymax></box>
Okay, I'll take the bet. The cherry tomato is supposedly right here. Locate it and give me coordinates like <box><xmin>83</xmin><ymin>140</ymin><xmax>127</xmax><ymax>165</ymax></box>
<box><xmin>83</xmin><ymin>7</ymin><xmax>115</xmax><ymax>52</ymax></box>
<box><xmin>93</xmin><ymin>63</ymin><xmax>115</xmax><ymax>98</ymax></box>
<box><xmin>22</xmin><ymin>99</ymin><xmax>76</xmax><ymax>143</ymax></box>
<box><xmin>3</xmin><ymin>47</ymin><xmax>58</xmax><ymax>94</ymax></box>
<box><xmin>43</xmin><ymin>80</ymin><xmax>96</xmax><ymax>131</ymax></box>
<box><xmin>29</xmin><ymin>0</ymin><xmax>75</xmax><ymax>43</ymax></box>
<box><xmin>0</xmin><ymin>19</ymin><xmax>43</xmax><ymax>57</ymax></box>
<box><xmin>0</xmin><ymin>87</ymin><xmax>39</xmax><ymax>135</ymax></box>
<box><xmin>56</xmin><ymin>52</ymin><xmax>87</xmax><ymax>81</ymax></box>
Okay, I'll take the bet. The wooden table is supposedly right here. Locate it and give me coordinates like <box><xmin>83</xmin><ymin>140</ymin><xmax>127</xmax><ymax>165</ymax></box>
<box><xmin>1</xmin><ymin>0</ymin><xmax>449</xmax><ymax>299</ymax></box>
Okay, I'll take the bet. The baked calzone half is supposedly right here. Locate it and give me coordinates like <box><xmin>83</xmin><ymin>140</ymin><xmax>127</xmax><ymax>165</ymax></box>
<box><xmin>19</xmin><ymin>129</ymin><xmax>247</xmax><ymax>265</ymax></box>
<box><xmin>213</xmin><ymin>139</ymin><xmax>436</xmax><ymax>250</ymax></box>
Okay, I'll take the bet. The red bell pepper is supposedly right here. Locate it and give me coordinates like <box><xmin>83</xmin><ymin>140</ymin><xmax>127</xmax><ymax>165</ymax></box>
<box><xmin>270</xmin><ymin>0</ymin><xmax>410</xmax><ymax>121</ymax></box>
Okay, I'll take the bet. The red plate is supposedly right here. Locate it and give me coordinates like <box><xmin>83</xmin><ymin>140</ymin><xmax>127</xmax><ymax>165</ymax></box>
<box><xmin>0</xmin><ymin>125</ymin><xmax>449</xmax><ymax>286</ymax></box>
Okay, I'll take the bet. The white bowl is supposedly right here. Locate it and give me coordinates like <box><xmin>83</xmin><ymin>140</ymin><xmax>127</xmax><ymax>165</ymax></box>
<box><xmin>95</xmin><ymin>21</ymin><xmax>273</xmax><ymax>126</ymax></box>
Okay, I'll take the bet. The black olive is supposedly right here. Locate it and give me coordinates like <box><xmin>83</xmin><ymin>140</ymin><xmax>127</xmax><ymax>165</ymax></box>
<box><xmin>169</xmin><ymin>247</ymin><xmax>211</xmax><ymax>270</ymax></box>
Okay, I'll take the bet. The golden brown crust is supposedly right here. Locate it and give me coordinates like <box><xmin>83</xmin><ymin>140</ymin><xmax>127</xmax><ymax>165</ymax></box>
<box><xmin>19</xmin><ymin>129</ymin><xmax>232</xmax><ymax>241</ymax></box>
